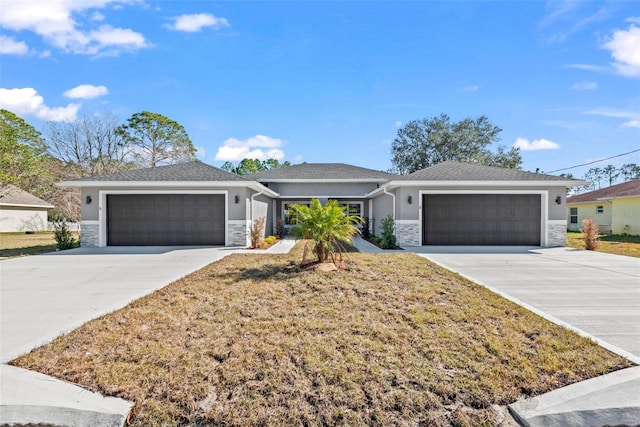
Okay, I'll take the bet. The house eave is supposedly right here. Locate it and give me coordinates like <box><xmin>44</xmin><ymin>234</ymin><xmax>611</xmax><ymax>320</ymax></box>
<box><xmin>598</xmin><ymin>194</ymin><xmax>640</xmax><ymax>201</ymax></box>
<box><xmin>0</xmin><ymin>202</ymin><xmax>55</xmax><ymax>209</ymax></box>
<box><xmin>277</xmin><ymin>195</ymin><xmax>370</xmax><ymax>199</ymax></box>
<box><xmin>256</xmin><ymin>178</ymin><xmax>390</xmax><ymax>183</ymax></box>
<box><xmin>366</xmin><ymin>180</ymin><xmax>585</xmax><ymax>197</ymax></box>
<box><xmin>57</xmin><ymin>180</ymin><xmax>279</xmax><ymax>198</ymax></box>
<box><xmin>567</xmin><ymin>194</ymin><xmax>640</xmax><ymax>204</ymax></box>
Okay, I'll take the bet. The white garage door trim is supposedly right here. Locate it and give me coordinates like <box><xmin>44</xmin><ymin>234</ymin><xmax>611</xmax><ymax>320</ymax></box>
<box><xmin>418</xmin><ymin>190</ymin><xmax>549</xmax><ymax>246</ymax></box>
<box><xmin>98</xmin><ymin>190</ymin><xmax>228</xmax><ymax>247</ymax></box>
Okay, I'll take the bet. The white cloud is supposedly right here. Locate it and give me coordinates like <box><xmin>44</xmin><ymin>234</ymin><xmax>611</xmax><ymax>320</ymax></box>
<box><xmin>458</xmin><ymin>85</ymin><xmax>479</xmax><ymax>93</ymax></box>
<box><xmin>565</xmin><ymin>63</ymin><xmax>607</xmax><ymax>72</ymax></box>
<box><xmin>513</xmin><ymin>137</ymin><xmax>560</xmax><ymax>151</ymax></box>
<box><xmin>166</xmin><ymin>13</ymin><xmax>230</xmax><ymax>32</ymax></box>
<box><xmin>0</xmin><ymin>87</ymin><xmax>79</xmax><ymax>122</ymax></box>
<box><xmin>540</xmin><ymin>120</ymin><xmax>579</xmax><ymax>129</ymax></box>
<box><xmin>90</xmin><ymin>12</ymin><xmax>106</xmax><ymax>22</ymax></box>
<box><xmin>214</xmin><ymin>135</ymin><xmax>285</xmax><ymax>161</ymax></box>
<box><xmin>0</xmin><ymin>35</ymin><xmax>29</xmax><ymax>55</ymax></box>
<box><xmin>585</xmin><ymin>107</ymin><xmax>640</xmax><ymax>128</ymax></box>
<box><xmin>0</xmin><ymin>0</ymin><xmax>149</xmax><ymax>56</ymax></box>
<box><xmin>63</xmin><ymin>84</ymin><xmax>109</xmax><ymax>99</ymax></box>
<box><xmin>196</xmin><ymin>146</ymin><xmax>206</xmax><ymax>159</ymax></box>
<box><xmin>394</xmin><ymin>121</ymin><xmax>402</xmax><ymax>128</ymax></box>
<box><xmin>571</xmin><ymin>81</ymin><xmax>598</xmax><ymax>90</ymax></box>
<box><xmin>626</xmin><ymin>17</ymin><xmax>640</xmax><ymax>24</ymax></box>
<box><xmin>602</xmin><ymin>25</ymin><xmax>640</xmax><ymax>77</ymax></box>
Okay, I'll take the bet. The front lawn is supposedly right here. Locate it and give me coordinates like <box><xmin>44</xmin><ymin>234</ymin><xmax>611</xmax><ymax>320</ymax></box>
<box><xmin>566</xmin><ymin>232</ymin><xmax>640</xmax><ymax>258</ymax></box>
<box><xmin>12</xmin><ymin>243</ymin><xmax>630</xmax><ymax>426</ymax></box>
<box><xmin>0</xmin><ymin>232</ymin><xmax>59</xmax><ymax>258</ymax></box>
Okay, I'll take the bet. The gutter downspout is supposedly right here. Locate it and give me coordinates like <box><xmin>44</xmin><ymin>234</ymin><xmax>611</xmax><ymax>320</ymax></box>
<box><xmin>382</xmin><ymin>186</ymin><xmax>397</xmax><ymax>240</ymax></box>
<box><xmin>250</xmin><ymin>187</ymin><xmax>265</xmax><ymax>221</ymax></box>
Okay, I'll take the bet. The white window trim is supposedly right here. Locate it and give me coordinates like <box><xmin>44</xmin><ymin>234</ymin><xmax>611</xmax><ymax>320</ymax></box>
<box><xmin>339</xmin><ymin>200</ymin><xmax>364</xmax><ymax>228</ymax></box>
<box><xmin>98</xmin><ymin>190</ymin><xmax>228</xmax><ymax>247</ymax></box>
<box><xmin>282</xmin><ymin>200</ymin><xmax>310</xmax><ymax>228</ymax></box>
<box><xmin>569</xmin><ymin>207</ymin><xmax>578</xmax><ymax>224</ymax></box>
<box><xmin>418</xmin><ymin>190</ymin><xmax>549</xmax><ymax>247</ymax></box>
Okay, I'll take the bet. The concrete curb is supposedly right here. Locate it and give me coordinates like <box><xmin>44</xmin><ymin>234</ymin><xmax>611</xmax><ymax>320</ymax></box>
<box><xmin>508</xmin><ymin>366</ymin><xmax>640</xmax><ymax>427</ymax></box>
<box><xmin>0</xmin><ymin>364</ymin><xmax>133</xmax><ymax>427</ymax></box>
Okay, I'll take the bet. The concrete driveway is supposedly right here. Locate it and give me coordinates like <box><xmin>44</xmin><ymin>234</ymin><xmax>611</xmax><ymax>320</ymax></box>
<box><xmin>0</xmin><ymin>246</ymin><xmax>234</xmax><ymax>363</ymax></box>
<box><xmin>414</xmin><ymin>246</ymin><xmax>640</xmax><ymax>364</ymax></box>
<box><xmin>0</xmin><ymin>241</ymin><xmax>297</xmax><ymax>426</ymax></box>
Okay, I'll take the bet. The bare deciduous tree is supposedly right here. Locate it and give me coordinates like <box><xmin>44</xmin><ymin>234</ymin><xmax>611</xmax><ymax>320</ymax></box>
<box><xmin>46</xmin><ymin>112</ymin><xmax>133</xmax><ymax>178</ymax></box>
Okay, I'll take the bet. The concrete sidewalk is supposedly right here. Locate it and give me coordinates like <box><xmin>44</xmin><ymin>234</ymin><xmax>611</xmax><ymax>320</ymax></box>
<box><xmin>0</xmin><ymin>240</ymin><xmax>296</xmax><ymax>427</ymax></box>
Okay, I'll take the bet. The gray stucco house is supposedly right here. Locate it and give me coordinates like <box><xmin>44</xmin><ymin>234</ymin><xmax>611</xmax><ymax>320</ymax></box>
<box><xmin>60</xmin><ymin>160</ymin><xmax>581</xmax><ymax>248</ymax></box>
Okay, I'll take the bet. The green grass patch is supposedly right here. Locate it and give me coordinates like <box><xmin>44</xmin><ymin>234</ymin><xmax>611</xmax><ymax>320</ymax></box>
<box><xmin>566</xmin><ymin>232</ymin><xmax>640</xmax><ymax>258</ymax></box>
<box><xmin>600</xmin><ymin>234</ymin><xmax>640</xmax><ymax>243</ymax></box>
<box><xmin>0</xmin><ymin>232</ymin><xmax>58</xmax><ymax>257</ymax></box>
<box><xmin>11</xmin><ymin>243</ymin><xmax>631</xmax><ymax>426</ymax></box>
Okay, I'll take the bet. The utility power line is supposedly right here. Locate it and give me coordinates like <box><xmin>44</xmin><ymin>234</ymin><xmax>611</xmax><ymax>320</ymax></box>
<box><xmin>547</xmin><ymin>148</ymin><xmax>640</xmax><ymax>174</ymax></box>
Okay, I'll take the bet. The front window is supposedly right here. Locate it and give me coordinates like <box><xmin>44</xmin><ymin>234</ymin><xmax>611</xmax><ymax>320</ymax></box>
<box><xmin>341</xmin><ymin>202</ymin><xmax>362</xmax><ymax>218</ymax></box>
<box><xmin>596</xmin><ymin>205</ymin><xmax>604</xmax><ymax>214</ymax></box>
<box><xmin>570</xmin><ymin>207</ymin><xmax>578</xmax><ymax>224</ymax></box>
<box><xmin>283</xmin><ymin>202</ymin><xmax>310</xmax><ymax>226</ymax></box>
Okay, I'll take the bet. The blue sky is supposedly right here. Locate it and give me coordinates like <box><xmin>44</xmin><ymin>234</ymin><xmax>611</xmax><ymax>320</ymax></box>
<box><xmin>1</xmin><ymin>1</ymin><xmax>639</xmax><ymax>178</ymax></box>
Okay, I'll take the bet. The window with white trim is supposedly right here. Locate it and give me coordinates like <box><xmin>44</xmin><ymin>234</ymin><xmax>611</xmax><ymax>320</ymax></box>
<box><xmin>340</xmin><ymin>202</ymin><xmax>362</xmax><ymax>217</ymax></box>
<box><xmin>283</xmin><ymin>202</ymin><xmax>310</xmax><ymax>226</ymax></box>
<box><xmin>570</xmin><ymin>207</ymin><xmax>578</xmax><ymax>224</ymax></box>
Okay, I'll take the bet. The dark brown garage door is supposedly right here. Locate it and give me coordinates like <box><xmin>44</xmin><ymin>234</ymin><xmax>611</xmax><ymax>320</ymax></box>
<box><xmin>423</xmin><ymin>194</ymin><xmax>541</xmax><ymax>245</ymax></box>
<box><xmin>107</xmin><ymin>194</ymin><xmax>225</xmax><ymax>246</ymax></box>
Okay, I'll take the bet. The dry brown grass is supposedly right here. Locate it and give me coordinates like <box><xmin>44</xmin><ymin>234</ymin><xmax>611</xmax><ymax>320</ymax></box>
<box><xmin>12</xmin><ymin>243</ymin><xmax>630</xmax><ymax>426</ymax></box>
<box><xmin>0</xmin><ymin>232</ymin><xmax>64</xmax><ymax>257</ymax></box>
<box><xmin>566</xmin><ymin>232</ymin><xmax>640</xmax><ymax>258</ymax></box>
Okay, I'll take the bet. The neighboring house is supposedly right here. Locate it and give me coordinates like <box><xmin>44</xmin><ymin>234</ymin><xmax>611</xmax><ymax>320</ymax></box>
<box><xmin>0</xmin><ymin>185</ymin><xmax>55</xmax><ymax>232</ymax></box>
<box><xmin>566</xmin><ymin>179</ymin><xmax>640</xmax><ymax>235</ymax></box>
<box><xmin>59</xmin><ymin>160</ymin><xmax>583</xmax><ymax>248</ymax></box>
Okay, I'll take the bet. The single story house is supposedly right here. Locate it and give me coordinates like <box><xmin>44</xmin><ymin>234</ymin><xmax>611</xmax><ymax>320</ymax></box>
<box><xmin>0</xmin><ymin>185</ymin><xmax>55</xmax><ymax>232</ymax></box>
<box><xmin>566</xmin><ymin>179</ymin><xmax>640</xmax><ymax>235</ymax></box>
<box><xmin>59</xmin><ymin>160</ymin><xmax>583</xmax><ymax>248</ymax></box>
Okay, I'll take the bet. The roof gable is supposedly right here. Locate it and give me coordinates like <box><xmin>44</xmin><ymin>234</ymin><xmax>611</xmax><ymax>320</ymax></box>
<box><xmin>398</xmin><ymin>161</ymin><xmax>576</xmax><ymax>182</ymax></box>
<box><xmin>66</xmin><ymin>161</ymin><xmax>249</xmax><ymax>182</ymax></box>
<box><xmin>246</xmin><ymin>163</ymin><xmax>397</xmax><ymax>181</ymax></box>
<box><xmin>567</xmin><ymin>179</ymin><xmax>640</xmax><ymax>203</ymax></box>
<box><xmin>0</xmin><ymin>185</ymin><xmax>54</xmax><ymax>208</ymax></box>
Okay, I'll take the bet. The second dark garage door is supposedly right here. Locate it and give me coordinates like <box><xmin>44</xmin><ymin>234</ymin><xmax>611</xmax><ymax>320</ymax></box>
<box><xmin>423</xmin><ymin>194</ymin><xmax>541</xmax><ymax>245</ymax></box>
<box><xmin>107</xmin><ymin>194</ymin><xmax>225</xmax><ymax>246</ymax></box>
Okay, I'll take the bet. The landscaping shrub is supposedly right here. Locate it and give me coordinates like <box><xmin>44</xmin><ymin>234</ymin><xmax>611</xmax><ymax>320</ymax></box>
<box><xmin>380</xmin><ymin>214</ymin><xmax>397</xmax><ymax>249</ymax></box>
<box><xmin>582</xmin><ymin>217</ymin><xmax>600</xmax><ymax>251</ymax></box>
<box><xmin>52</xmin><ymin>215</ymin><xmax>78</xmax><ymax>250</ymax></box>
<box><xmin>250</xmin><ymin>217</ymin><xmax>266</xmax><ymax>249</ymax></box>
<box><xmin>275</xmin><ymin>217</ymin><xmax>284</xmax><ymax>238</ymax></box>
<box><xmin>288</xmin><ymin>199</ymin><xmax>361</xmax><ymax>263</ymax></box>
<box><xmin>263</xmin><ymin>235</ymin><xmax>277</xmax><ymax>246</ymax></box>
<box><xmin>361</xmin><ymin>217</ymin><xmax>371</xmax><ymax>239</ymax></box>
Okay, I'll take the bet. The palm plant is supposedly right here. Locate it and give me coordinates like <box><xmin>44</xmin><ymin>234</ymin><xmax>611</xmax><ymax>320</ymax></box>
<box><xmin>287</xmin><ymin>199</ymin><xmax>362</xmax><ymax>263</ymax></box>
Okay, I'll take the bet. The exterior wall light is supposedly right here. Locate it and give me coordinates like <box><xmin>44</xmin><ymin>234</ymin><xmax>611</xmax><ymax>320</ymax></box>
<box><xmin>407</xmin><ymin>195</ymin><xmax>412</xmax><ymax>204</ymax></box>
<box><xmin>86</xmin><ymin>195</ymin><xmax>92</xmax><ymax>204</ymax></box>
<box><xmin>555</xmin><ymin>196</ymin><xmax>562</xmax><ymax>205</ymax></box>
<box><xmin>234</xmin><ymin>195</ymin><xmax>240</xmax><ymax>204</ymax></box>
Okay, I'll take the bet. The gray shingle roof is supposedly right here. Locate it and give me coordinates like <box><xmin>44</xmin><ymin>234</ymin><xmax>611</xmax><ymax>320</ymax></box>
<box><xmin>68</xmin><ymin>161</ymin><xmax>249</xmax><ymax>182</ymax></box>
<box><xmin>397</xmin><ymin>161</ymin><xmax>576</xmax><ymax>182</ymax></box>
<box><xmin>246</xmin><ymin>163</ymin><xmax>397</xmax><ymax>181</ymax></box>
<box><xmin>0</xmin><ymin>185</ymin><xmax>54</xmax><ymax>207</ymax></box>
<box><xmin>567</xmin><ymin>179</ymin><xmax>640</xmax><ymax>203</ymax></box>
